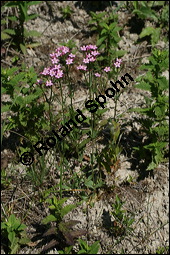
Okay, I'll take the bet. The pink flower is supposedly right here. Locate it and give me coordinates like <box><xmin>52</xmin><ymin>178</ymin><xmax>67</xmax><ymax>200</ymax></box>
<box><xmin>86</xmin><ymin>53</ymin><xmax>92</xmax><ymax>58</ymax></box>
<box><xmin>94</xmin><ymin>73</ymin><xmax>101</xmax><ymax>77</ymax></box>
<box><xmin>41</xmin><ymin>67</ymin><xmax>50</xmax><ymax>75</ymax></box>
<box><xmin>80</xmin><ymin>45</ymin><xmax>87</xmax><ymax>51</ymax></box>
<box><xmin>50</xmin><ymin>52</ymin><xmax>56</xmax><ymax>58</ymax></box>
<box><xmin>55</xmin><ymin>69</ymin><xmax>63</xmax><ymax>79</ymax></box>
<box><xmin>116</xmin><ymin>58</ymin><xmax>122</xmax><ymax>63</ymax></box>
<box><xmin>69</xmin><ymin>53</ymin><xmax>75</xmax><ymax>58</ymax></box>
<box><xmin>54</xmin><ymin>51</ymin><xmax>62</xmax><ymax>58</ymax></box>
<box><xmin>51</xmin><ymin>57</ymin><xmax>59</xmax><ymax>64</ymax></box>
<box><xmin>66</xmin><ymin>58</ymin><xmax>73</xmax><ymax>65</ymax></box>
<box><xmin>104</xmin><ymin>66</ymin><xmax>111</xmax><ymax>72</ymax></box>
<box><xmin>83</xmin><ymin>58</ymin><xmax>90</xmax><ymax>64</ymax></box>
<box><xmin>114</xmin><ymin>62</ymin><xmax>121</xmax><ymax>68</ymax></box>
<box><xmin>53</xmin><ymin>64</ymin><xmax>61</xmax><ymax>70</ymax></box>
<box><xmin>62</xmin><ymin>46</ymin><xmax>70</xmax><ymax>55</ymax></box>
<box><xmin>46</xmin><ymin>80</ymin><xmax>53</xmax><ymax>86</ymax></box>
<box><xmin>77</xmin><ymin>65</ymin><xmax>87</xmax><ymax>71</ymax></box>
<box><xmin>49</xmin><ymin>69</ymin><xmax>56</xmax><ymax>77</ymax></box>
<box><xmin>86</xmin><ymin>44</ymin><xmax>98</xmax><ymax>50</ymax></box>
<box><xmin>91</xmin><ymin>50</ymin><xmax>100</xmax><ymax>56</ymax></box>
<box><xmin>89</xmin><ymin>56</ymin><xmax>96</xmax><ymax>62</ymax></box>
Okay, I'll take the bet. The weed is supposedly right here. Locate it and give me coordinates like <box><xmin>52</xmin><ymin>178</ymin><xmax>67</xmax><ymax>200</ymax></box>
<box><xmin>110</xmin><ymin>195</ymin><xmax>135</xmax><ymax>237</ymax></box>
<box><xmin>1</xmin><ymin>214</ymin><xmax>30</xmax><ymax>254</ymax></box>
<box><xmin>60</xmin><ymin>5</ymin><xmax>73</xmax><ymax>19</ymax></box>
<box><xmin>130</xmin><ymin>48</ymin><xmax>169</xmax><ymax>170</ymax></box>
<box><xmin>1</xmin><ymin>1</ymin><xmax>41</xmax><ymax>54</ymax></box>
<box><xmin>41</xmin><ymin>196</ymin><xmax>86</xmax><ymax>252</ymax></box>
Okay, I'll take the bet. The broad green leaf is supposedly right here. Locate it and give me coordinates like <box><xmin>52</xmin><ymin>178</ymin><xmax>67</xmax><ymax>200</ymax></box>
<box><xmin>1</xmin><ymin>31</ymin><xmax>11</xmax><ymax>40</ymax></box>
<box><xmin>3</xmin><ymin>28</ymin><xmax>16</xmax><ymax>35</ymax></box>
<box><xmin>8</xmin><ymin>230</ymin><xmax>15</xmax><ymax>243</ymax></box>
<box><xmin>78</xmin><ymin>137</ymin><xmax>91</xmax><ymax>150</ymax></box>
<box><xmin>100</xmin><ymin>23</ymin><xmax>109</xmax><ymax>30</ymax></box>
<box><xmin>129</xmin><ymin>107</ymin><xmax>150</xmax><ymax>113</ymax></box>
<box><xmin>17</xmin><ymin>223</ymin><xmax>27</xmax><ymax>231</ymax></box>
<box><xmin>26</xmin><ymin>13</ymin><xmax>38</xmax><ymax>21</ymax></box>
<box><xmin>8</xmin><ymin>214</ymin><xmax>17</xmax><ymax>226</ymax></box>
<box><xmin>15</xmin><ymin>96</ymin><xmax>24</xmax><ymax>106</ymax></box>
<box><xmin>101</xmin><ymin>28</ymin><xmax>107</xmax><ymax>35</ymax></box>
<box><xmin>97</xmin><ymin>36</ymin><xmax>107</xmax><ymax>46</ymax></box>
<box><xmin>4</xmin><ymin>2</ymin><xmax>19</xmax><ymax>7</ymax></box>
<box><xmin>8</xmin><ymin>16</ymin><xmax>18</xmax><ymax>21</ymax></box>
<box><xmin>20</xmin><ymin>43</ymin><xmax>27</xmax><ymax>54</ymax></box>
<box><xmin>85</xmin><ymin>179</ymin><xmax>94</xmax><ymax>188</ymax></box>
<box><xmin>23</xmin><ymin>94</ymin><xmax>39</xmax><ymax>105</ymax></box>
<box><xmin>158</xmin><ymin>77</ymin><xmax>168</xmax><ymax>90</ymax></box>
<box><xmin>115</xmin><ymin>50</ymin><xmax>127</xmax><ymax>57</ymax></box>
<box><xmin>60</xmin><ymin>204</ymin><xmax>77</xmax><ymax>218</ymax></box>
<box><xmin>112</xmin><ymin>26</ymin><xmax>122</xmax><ymax>33</ymax></box>
<box><xmin>19</xmin><ymin>236</ymin><xmax>31</xmax><ymax>245</ymax></box>
<box><xmin>11</xmin><ymin>242</ymin><xmax>19</xmax><ymax>254</ymax></box>
<box><xmin>24</xmin><ymin>30</ymin><xmax>41</xmax><ymax>37</ymax></box>
<box><xmin>1</xmin><ymin>104</ymin><xmax>11</xmax><ymax>113</ymax></box>
<box><xmin>26</xmin><ymin>42</ymin><xmax>41</xmax><ymax>48</ymax></box>
<box><xmin>109</xmin><ymin>22</ymin><xmax>116</xmax><ymax>30</ymax></box>
<box><xmin>27</xmin><ymin>1</ymin><xmax>42</xmax><ymax>6</ymax></box>
<box><xmin>89</xmin><ymin>241</ymin><xmax>100</xmax><ymax>254</ymax></box>
<box><xmin>41</xmin><ymin>214</ymin><xmax>57</xmax><ymax>224</ymax></box>
<box><xmin>1</xmin><ymin>222</ymin><xmax>7</xmax><ymax>229</ymax></box>
<box><xmin>140</xmin><ymin>27</ymin><xmax>154</xmax><ymax>38</ymax></box>
<box><xmin>90</xmin><ymin>26</ymin><xmax>97</xmax><ymax>31</ymax></box>
<box><xmin>135</xmin><ymin>82</ymin><xmax>151</xmax><ymax>91</ymax></box>
<box><xmin>147</xmin><ymin>161</ymin><xmax>157</xmax><ymax>170</ymax></box>
<box><xmin>57</xmin><ymin>197</ymin><xmax>68</xmax><ymax>206</ymax></box>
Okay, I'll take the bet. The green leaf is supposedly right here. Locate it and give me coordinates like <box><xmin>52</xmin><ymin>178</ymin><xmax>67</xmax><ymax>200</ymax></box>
<box><xmin>89</xmin><ymin>241</ymin><xmax>100</xmax><ymax>254</ymax></box>
<box><xmin>1</xmin><ymin>104</ymin><xmax>11</xmax><ymax>113</ymax></box>
<box><xmin>97</xmin><ymin>36</ymin><xmax>107</xmax><ymax>46</ymax></box>
<box><xmin>26</xmin><ymin>42</ymin><xmax>41</xmax><ymax>48</ymax></box>
<box><xmin>41</xmin><ymin>214</ymin><xmax>57</xmax><ymax>225</ymax></box>
<box><xmin>112</xmin><ymin>26</ymin><xmax>122</xmax><ymax>33</ymax></box>
<box><xmin>24</xmin><ymin>29</ymin><xmax>41</xmax><ymax>37</ymax></box>
<box><xmin>140</xmin><ymin>27</ymin><xmax>155</xmax><ymax>38</ymax></box>
<box><xmin>109</xmin><ymin>22</ymin><xmax>116</xmax><ymax>30</ymax></box>
<box><xmin>15</xmin><ymin>96</ymin><xmax>24</xmax><ymax>106</ymax></box>
<box><xmin>135</xmin><ymin>82</ymin><xmax>151</xmax><ymax>91</ymax></box>
<box><xmin>133</xmin><ymin>7</ymin><xmax>158</xmax><ymax>21</ymax></box>
<box><xmin>26</xmin><ymin>13</ymin><xmax>38</xmax><ymax>21</ymax></box>
<box><xmin>60</xmin><ymin>204</ymin><xmax>77</xmax><ymax>218</ymax></box>
<box><xmin>100</xmin><ymin>23</ymin><xmax>109</xmax><ymax>30</ymax></box>
<box><xmin>19</xmin><ymin>236</ymin><xmax>31</xmax><ymax>245</ymax></box>
<box><xmin>147</xmin><ymin>161</ymin><xmax>157</xmax><ymax>170</ymax></box>
<box><xmin>3</xmin><ymin>28</ymin><xmax>16</xmax><ymax>35</ymax></box>
<box><xmin>115</xmin><ymin>50</ymin><xmax>127</xmax><ymax>57</ymax></box>
<box><xmin>20</xmin><ymin>43</ymin><xmax>27</xmax><ymax>54</ymax></box>
<box><xmin>8</xmin><ymin>230</ymin><xmax>15</xmax><ymax>243</ymax></box>
<box><xmin>27</xmin><ymin>1</ymin><xmax>42</xmax><ymax>6</ymax></box>
<box><xmin>78</xmin><ymin>137</ymin><xmax>91</xmax><ymax>150</ymax></box>
<box><xmin>17</xmin><ymin>223</ymin><xmax>26</xmax><ymax>231</ymax></box>
<box><xmin>101</xmin><ymin>28</ymin><xmax>107</xmax><ymax>35</ymax></box>
<box><xmin>1</xmin><ymin>31</ymin><xmax>11</xmax><ymax>40</ymax></box>
<box><xmin>8</xmin><ymin>16</ymin><xmax>18</xmax><ymax>21</ymax></box>
<box><xmin>158</xmin><ymin>77</ymin><xmax>168</xmax><ymax>90</ymax></box>
<box><xmin>1</xmin><ymin>222</ymin><xmax>7</xmax><ymax>229</ymax></box>
<box><xmin>129</xmin><ymin>107</ymin><xmax>150</xmax><ymax>113</ymax></box>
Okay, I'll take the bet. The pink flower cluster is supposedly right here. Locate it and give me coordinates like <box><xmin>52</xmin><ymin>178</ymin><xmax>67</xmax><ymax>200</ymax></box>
<box><xmin>114</xmin><ymin>58</ymin><xmax>122</xmax><ymax>68</ymax></box>
<box><xmin>37</xmin><ymin>44</ymin><xmax>123</xmax><ymax>87</ymax></box>
<box><xmin>38</xmin><ymin>46</ymin><xmax>76</xmax><ymax>86</ymax></box>
<box><xmin>77</xmin><ymin>44</ymin><xmax>100</xmax><ymax>71</ymax></box>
